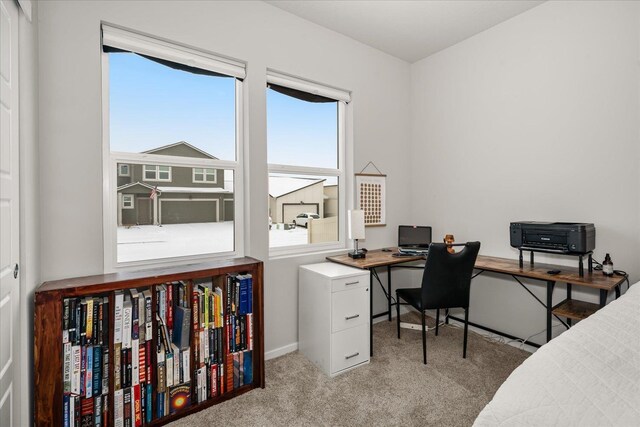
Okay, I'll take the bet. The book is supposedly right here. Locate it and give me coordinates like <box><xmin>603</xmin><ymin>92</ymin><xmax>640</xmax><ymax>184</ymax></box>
<box><xmin>172</xmin><ymin>306</ymin><xmax>191</xmax><ymax>350</ymax></box>
<box><xmin>123</xmin><ymin>388</ymin><xmax>132</xmax><ymax>427</ymax></box>
<box><xmin>94</xmin><ymin>393</ymin><xmax>103</xmax><ymax>427</ymax></box>
<box><xmin>114</xmin><ymin>389</ymin><xmax>124</xmax><ymax>427</ymax></box>
<box><xmin>138</xmin><ymin>343</ymin><xmax>146</xmax><ymax>385</ymax></box>
<box><xmin>166</xmin><ymin>351</ymin><xmax>174</xmax><ymax>388</ymax></box>
<box><xmin>132</xmin><ymin>339</ymin><xmax>140</xmax><ymax>386</ymax></box>
<box><xmin>114</xmin><ymin>343</ymin><xmax>122</xmax><ymax>390</ymax></box>
<box><xmin>114</xmin><ymin>292</ymin><xmax>124</xmax><ymax>345</ymax></box>
<box><xmin>85</xmin><ymin>345</ymin><xmax>94</xmax><ymax>398</ymax></box>
<box><xmin>102</xmin><ymin>348</ymin><xmax>109</xmax><ymax>395</ymax></box>
<box><xmin>71</xmin><ymin>345</ymin><xmax>81</xmax><ymax>395</ymax></box>
<box><xmin>133</xmin><ymin>384</ymin><xmax>142</xmax><ymax>427</ymax></box>
<box><xmin>233</xmin><ymin>352</ymin><xmax>240</xmax><ymax>389</ymax></box>
<box><xmin>143</xmin><ymin>290</ymin><xmax>153</xmax><ymax>342</ymax></box>
<box><xmin>63</xmin><ymin>394</ymin><xmax>70</xmax><ymax>427</ymax></box>
<box><xmin>243</xmin><ymin>350</ymin><xmax>253</xmax><ymax>384</ymax></box>
<box><xmin>93</xmin><ymin>346</ymin><xmax>102</xmax><ymax>397</ymax></box>
<box><xmin>63</xmin><ymin>342</ymin><xmax>72</xmax><ymax>393</ymax></box>
<box><xmin>63</xmin><ymin>299</ymin><xmax>70</xmax><ymax>344</ymax></box>
<box><xmin>80</xmin><ymin>396</ymin><xmax>94</xmax><ymax>427</ymax></box>
<box><xmin>171</xmin><ymin>343</ymin><xmax>180</xmax><ymax>386</ymax></box>
<box><xmin>168</xmin><ymin>383</ymin><xmax>191</xmax><ymax>415</ymax></box>
<box><xmin>181</xmin><ymin>347</ymin><xmax>191</xmax><ymax>382</ymax></box>
<box><xmin>86</xmin><ymin>298</ymin><xmax>94</xmax><ymax>345</ymax></box>
<box><xmin>122</xmin><ymin>298</ymin><xmax>132</xmax><ymax>349</ymax></box>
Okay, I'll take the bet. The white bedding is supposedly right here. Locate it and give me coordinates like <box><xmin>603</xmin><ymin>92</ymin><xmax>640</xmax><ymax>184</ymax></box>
<box><xmin>474</xmin><ymin>283</ymin><xmax>640</xmax><ymax>427</ymax></box>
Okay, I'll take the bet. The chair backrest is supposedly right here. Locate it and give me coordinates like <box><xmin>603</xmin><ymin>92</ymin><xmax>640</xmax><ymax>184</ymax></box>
<box><xmin>420</xmin><ymin>242</ymin><xmax>481</xmax><ymax>309</ymax></box>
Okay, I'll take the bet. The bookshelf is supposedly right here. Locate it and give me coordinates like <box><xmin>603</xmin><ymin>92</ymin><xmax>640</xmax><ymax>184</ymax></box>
<box><xmin>34</xmin><ymin>257</ymin><xmax>264</xmax><ymax>427</ymax></box>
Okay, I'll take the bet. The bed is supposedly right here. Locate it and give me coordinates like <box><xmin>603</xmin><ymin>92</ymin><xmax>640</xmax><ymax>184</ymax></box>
<box><xmin>474</xmin><ymin>282</ymin><xmax>640</xmax><ymax>426</ymax></box>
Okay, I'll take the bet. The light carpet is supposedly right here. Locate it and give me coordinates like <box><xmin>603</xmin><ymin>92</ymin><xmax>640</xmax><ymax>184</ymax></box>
<box><xmin>170</xmin><ymin>314</ymin><xmax>529</xmax><ymax>427</ymax></box>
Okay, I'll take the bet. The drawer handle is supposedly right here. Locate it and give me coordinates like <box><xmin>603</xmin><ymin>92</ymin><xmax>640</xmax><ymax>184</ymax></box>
<box><xmin>345</xmin><ymin>314</ymin><xmax>360</xmax><ymax>320</ymax></box>
<box><xmin>345</xmin><ymin>352</ymin><xmax>360</xmax><ymax>360</ymax></box>
<box><xmin>345</xmin><ymin>281</ymin><xmax>360</xmax><ymax>286</ymax></box>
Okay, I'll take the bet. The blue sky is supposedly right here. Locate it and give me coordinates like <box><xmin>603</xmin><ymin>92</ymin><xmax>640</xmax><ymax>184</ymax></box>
<box><xmin>109</xmin><ymin>53</ymin><xmax>338</xmax><ymax>168</ymax></box>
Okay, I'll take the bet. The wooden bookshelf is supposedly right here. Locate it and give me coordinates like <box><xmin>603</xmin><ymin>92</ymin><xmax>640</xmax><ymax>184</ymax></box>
<box><xmin>34</xmin><ymin>257</ymin><xmax>264</xmax><ymax>427</ymax></box>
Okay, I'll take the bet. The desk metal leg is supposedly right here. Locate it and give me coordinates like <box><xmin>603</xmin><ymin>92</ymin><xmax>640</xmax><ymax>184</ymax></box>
<box><xmin>387</xmin><ymin>265</ymin><xmax>392</xmax><ymax>322</ymax></box>
<box><xmin>599</xmin><ymin>289</ymin><xmax>607</xmax><ymax>308</ymax></box>
<box><xmin>615</xmin><ymin>285</ymin><xmax>621</xmax><ymax>299</ymax></box>
<box><xmin>566</xmin><ymin>283</ymin><xmax>572</xmax><ymax>327</ymax></box>
<box><xmin>547</xmin><ymin>281</ymin><xmax>555</xmax><ymax>342</ymax></box>
<box><xmin>370</xmin><ymin>269</ymin><xmax>374</xmax><ymax>357</ymax></box>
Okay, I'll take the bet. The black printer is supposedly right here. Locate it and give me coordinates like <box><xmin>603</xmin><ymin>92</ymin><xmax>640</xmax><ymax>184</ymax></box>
<box><xmin>510</xmin><ymin>222</ymin><xmax>595</xmax><ymax>254</ymax></box>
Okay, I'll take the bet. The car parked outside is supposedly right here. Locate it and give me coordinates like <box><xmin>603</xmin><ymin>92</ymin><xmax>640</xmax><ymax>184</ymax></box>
<box><xmin>293</xmin><ymin>212</ymin><xmax>320</xmax><ymax>228</ymax></box>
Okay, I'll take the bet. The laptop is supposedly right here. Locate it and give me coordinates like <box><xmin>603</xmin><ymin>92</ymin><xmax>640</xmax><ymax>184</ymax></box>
<box><xmin>398</xmin><ymin>225</ymin><xmax>432</xmax><ymax>254</ymax></box>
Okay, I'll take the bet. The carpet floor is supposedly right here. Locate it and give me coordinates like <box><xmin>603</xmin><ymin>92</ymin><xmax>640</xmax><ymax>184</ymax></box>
<box><xmin>170</xmin><ymin>314</ymin><xmax>529</xmax><ymax>427</ymax></box>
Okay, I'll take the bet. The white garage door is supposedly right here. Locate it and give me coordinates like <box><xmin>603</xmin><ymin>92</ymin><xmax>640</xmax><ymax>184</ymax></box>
<box><xmin>160</xmin><ymin>199</ymin><xmax>218</xmax><ymax>224</ymax></box>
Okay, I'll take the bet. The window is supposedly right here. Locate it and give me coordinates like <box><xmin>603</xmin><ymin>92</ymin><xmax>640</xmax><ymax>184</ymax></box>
<box><xmin>193</xmin><ymin>167</ymin><xmax>217</xmax><ymax>183</ymax></box>
<box><xmin>267</xmin><ymin>72</ymin><xmax>350</xmax><ymax>254</ymax></box>
<box><xmin>122</xmin><ymin>194</ymin><xmax>134</xmax><ymax>209</ymax></box>
<box><xmin>102</xmin><ymin>25</ymin><xmax>245</xmax><ymax>269</ymax></box>
<box><xmin>143</xmin><ymin>165</ymin><xmax>172</xmax><ymax>182</ymax></box>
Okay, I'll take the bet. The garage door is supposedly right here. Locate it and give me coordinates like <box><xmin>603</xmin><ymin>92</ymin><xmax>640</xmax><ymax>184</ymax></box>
<box><xmin>282</xmin><ymin>204</ymin><xmax>318</xmax><ymax>224</ymax></box>
<box><xmin>160</xmin><ymin>199</ymin><xmax>218</xmax><ymax>224</ymax></box>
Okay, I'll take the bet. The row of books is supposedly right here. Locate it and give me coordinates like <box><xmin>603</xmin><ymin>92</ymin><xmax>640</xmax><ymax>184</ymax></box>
<box><xmin>224</xmin><ymin>274</ymin><xmax>254</xmax><ymax>392</ymax></box>
<box><xmin>62</xmin><ymin>297</ymin><xmax>110</xmax><ymax>427</ymax></box>
<box><xmin>156</xmin><ymin>282</ymin><xmax>192</xmax><ymax>418</ymax></box>
<box><xmin>113</xmin><ymin>288</ymin><xmax>153</xmax><ymax>427</ymax></box>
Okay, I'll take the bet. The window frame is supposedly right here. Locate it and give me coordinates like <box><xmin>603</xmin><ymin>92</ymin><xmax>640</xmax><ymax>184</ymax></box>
<box><xmin>118</xmin><ymin>163</ymin><xmax>130</xmax><ymax>176</ymax></box>
<box><xmin>192</xmin><ymin>167</ymin><xmax>217</xmax><ymax>184</ymax></box>
<box><xmin>143</xmin><ymin>164</ymin><xmax>172</xmax><ymax>182</ymax></box>
<box><xmin>121</xmin><ymin>194</ymin><xmax>134</xmax><ymax>209</ymax></box>
<box><xmin>101</xmin><ymin>26</ymin><xmax>245</xmax><ymax>272</ymax></box>
<box><xmin>267</xmin><ymin>72</ymin><xmax>352</xmax><ymax>258</ymax></box>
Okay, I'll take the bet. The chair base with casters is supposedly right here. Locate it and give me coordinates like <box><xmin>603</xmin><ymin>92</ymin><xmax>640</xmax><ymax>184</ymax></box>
<box><xmin>395</xmin><ymin>241</ymin><xmax>480</xmax><ymax>365</ymax></box>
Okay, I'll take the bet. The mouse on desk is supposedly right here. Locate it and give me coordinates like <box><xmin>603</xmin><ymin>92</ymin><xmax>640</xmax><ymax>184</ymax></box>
<box><xmin>382</xmin><ymin>248</ymin><xmax>392</xmax><ymax>252</ymax></box>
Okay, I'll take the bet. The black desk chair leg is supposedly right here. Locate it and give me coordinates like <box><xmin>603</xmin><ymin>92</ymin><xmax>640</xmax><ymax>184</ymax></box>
<box><xmin>435</xmin><ymin>309</ymin><xmax>440</xmax><ymax>336</ymax></box>
<box><xmin>396</xmin><ymin>291</ymin><xmax>401</xmax><ymax>339</ymax></box>
<box><xmin>463</xmin><ymin>307</ymin><xmax>469</xmax><ymax>359</ymax></box>
<box><xmin>422</xmin><ymin>310</ymin><xmax>427</xmax><ymax>364</ymax></box>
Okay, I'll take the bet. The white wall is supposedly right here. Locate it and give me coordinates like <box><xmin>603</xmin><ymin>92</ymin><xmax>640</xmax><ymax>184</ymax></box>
<box><xmin>37</xmin><ymin>1</ymin><xmax>412</xmax><ymax>356</ymax></box>
<box><xmin>410</xmin><ymin>1</ymin><xmax>640</xmax><ymax>344</ymax></box>
<box><xmin>19</xmin><ymin>1</ymin><xmax>39</xmax><ymax>425</ymax></box>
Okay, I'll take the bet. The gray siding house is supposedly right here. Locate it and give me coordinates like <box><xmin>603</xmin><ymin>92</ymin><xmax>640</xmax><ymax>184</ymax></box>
<box><xmin>117</xmin><ymin>141</ymin><xmax>233</xmax><ymax>226</ymax></box>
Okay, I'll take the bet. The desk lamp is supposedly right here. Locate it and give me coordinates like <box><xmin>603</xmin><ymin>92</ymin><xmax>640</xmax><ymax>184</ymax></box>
<box><xmin>348</xmin><ymin>209</ymin><xmax>366</xmax><ymax>259</ymax></box>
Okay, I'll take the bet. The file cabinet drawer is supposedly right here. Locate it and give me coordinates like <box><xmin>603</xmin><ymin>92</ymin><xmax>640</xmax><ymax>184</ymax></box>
<box><xmin>331</xmin><ymin>273</ymin><xmax>368</xmax><ymax>292</ymax></box>
<box><xmin>331</xmin><ymin>324</ymin><xmax>369</xmax><ymax>374</ymax></box>
<box><xmin>331</xmin><ymin>287</ymin><xmax>369</xmax><ymax>333</ymax></box>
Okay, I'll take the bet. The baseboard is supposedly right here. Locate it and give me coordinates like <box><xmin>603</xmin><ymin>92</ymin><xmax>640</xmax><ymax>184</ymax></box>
<box><xmin>265</xmin><ymin>342</ymin><xmax>298</xmax><ymax>360</ymax></box>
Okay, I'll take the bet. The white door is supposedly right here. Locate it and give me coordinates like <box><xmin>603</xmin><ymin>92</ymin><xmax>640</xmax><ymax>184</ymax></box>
<box><xmin>0</xmin><ymin>0</ymin><xmax>20</xmax><ymax>426</ymax></box>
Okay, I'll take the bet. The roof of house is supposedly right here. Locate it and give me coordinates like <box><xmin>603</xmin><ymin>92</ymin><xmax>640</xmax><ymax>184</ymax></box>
<box><xmin>142</xmin><ymin>141</ymin><xmax>218</xmax><ymax>159</ymax></box>
<box><xmin>117</xmin><ymin>182</ymin><xmax>157</xmax><ymax>192</ymax></box>
<box><xmin>156</xmin><ymin>186</ymin><xmax>232</xmax><ymax>194</ymax></box>
<box><xmin>269</xmin><ymin>176</ymin><xmax>326</xmax><ymax>198</ymax></box>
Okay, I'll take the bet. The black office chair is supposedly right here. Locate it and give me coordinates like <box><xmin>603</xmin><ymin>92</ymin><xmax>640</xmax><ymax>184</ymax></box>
<box><xmin>395</xmin><ymin>241</ymin><xmax>480</xmax><ymax>364</ymax></box>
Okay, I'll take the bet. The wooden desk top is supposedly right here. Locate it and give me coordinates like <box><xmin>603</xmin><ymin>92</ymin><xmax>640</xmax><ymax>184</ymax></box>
<box><xmin>326</xmin><ymin>250</ymin><xmax>625</xmax><ymax>291</ymax></box>
<box><xmin>475</xmin><ymin>255</ymin><xmax>625</xmax><ymax>291</ymax></box>
<box><xmin>326</xmin><ymin>248</ymin><xmax>424</xmax><ymax>269</ymax></box>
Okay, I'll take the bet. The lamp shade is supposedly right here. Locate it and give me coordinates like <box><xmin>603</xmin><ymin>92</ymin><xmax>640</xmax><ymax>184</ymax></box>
<box><xmin>348</xmin><ymin>210</ymin><xmax>366</xmax><ymax>240</ymax></box>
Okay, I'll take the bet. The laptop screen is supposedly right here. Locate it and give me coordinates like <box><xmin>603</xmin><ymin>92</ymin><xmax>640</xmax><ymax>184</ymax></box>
<box><xmin>398</xmin><ymin>225</ymin><xmax>432</xmax><ymax>248</ymax></box>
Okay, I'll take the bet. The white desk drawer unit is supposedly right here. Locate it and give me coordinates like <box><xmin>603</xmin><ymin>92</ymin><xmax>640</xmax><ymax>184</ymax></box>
<box><xmin>299</xmin><ymin>262</ymin><xmax>370</xmax><ymax>377</ymax></box>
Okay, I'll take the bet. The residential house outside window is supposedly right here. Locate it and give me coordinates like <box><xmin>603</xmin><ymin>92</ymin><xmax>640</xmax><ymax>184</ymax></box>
<box><xmin>102</xmin><ymin>25</ymin><xmax>245</xmax><ymax>269</ymax></box>
<box><xmin>266</xmin><ymin>72</ymin><xmax>350</xmax><ymax>254</ymax></box>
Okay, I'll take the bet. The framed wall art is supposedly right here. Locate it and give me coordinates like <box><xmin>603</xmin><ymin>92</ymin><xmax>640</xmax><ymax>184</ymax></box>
<box><xmin>355</xmin><ymin>172</ymin><xmax>386</xmax><ymax>227</ymax></box>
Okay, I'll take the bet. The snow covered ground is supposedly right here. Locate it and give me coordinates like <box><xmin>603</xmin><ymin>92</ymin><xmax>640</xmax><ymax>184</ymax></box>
<box><xmin>117</xmin><ymin>222</ymin><xmax>309</xmax><ymax>262</ymax></box>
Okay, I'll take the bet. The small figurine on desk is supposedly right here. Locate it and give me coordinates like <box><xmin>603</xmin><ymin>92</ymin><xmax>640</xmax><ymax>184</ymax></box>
<box><xmin>444</xmin><ymin>234</ymin><xmax>455</xmax><ymax>254</ymax></box>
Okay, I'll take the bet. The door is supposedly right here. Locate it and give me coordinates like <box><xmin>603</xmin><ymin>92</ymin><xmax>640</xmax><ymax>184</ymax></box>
<box><xmin>0</xmin><ymin>0</ymin><xmax>20</xmax><ymax>425</ymax></box>
<box><xmin>160</xmin><ymin>199</ymin><xmax>218</xmax><ymax>224</ymax></box>
<box><xmin>136</xmin><ymin>197</ymin><xmax>152</xmax><ymax>225</ymax></box>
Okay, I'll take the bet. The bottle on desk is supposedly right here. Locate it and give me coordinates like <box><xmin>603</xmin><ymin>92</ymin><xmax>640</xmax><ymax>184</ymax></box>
<box><xmin>602</xmin><ymin>253</ymin><xmax>614</xmax><ymax>276</ymax></box>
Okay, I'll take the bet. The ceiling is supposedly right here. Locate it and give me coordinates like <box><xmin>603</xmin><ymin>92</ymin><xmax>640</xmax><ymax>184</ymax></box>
<box><xmin>266</xmin><ymin>1</ymin><xmax>545</xmax><ymax>63</ymax></box>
